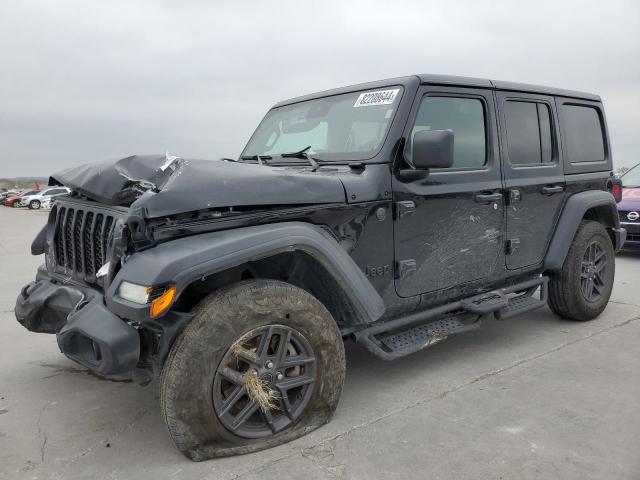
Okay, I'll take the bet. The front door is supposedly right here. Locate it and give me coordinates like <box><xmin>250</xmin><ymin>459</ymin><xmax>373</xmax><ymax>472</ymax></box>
<box><xmin>393</xmin><ymin>86</ymin><xmax>505</xmax><ymax>298</ymax></box>
<box><xmin>496</xmin><ymin>92</ymin><xmax>566</xmax><ymax>270</ymax></box>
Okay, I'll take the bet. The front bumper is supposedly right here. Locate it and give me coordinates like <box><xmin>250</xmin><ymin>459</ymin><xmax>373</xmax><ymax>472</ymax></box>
<box><xmin>620</xmin><ymin>222</ymin><xmax>639</xmax><ymax>249</ymax></box>
<box><xmin>15</xmin><ymin>267</ymin><xmax>140</xmax><ymax>374</ymax></box>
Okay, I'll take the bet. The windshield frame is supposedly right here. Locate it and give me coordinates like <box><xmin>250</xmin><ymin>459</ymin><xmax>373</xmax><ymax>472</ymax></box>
<box><xmin>240</xmin><ymin>85</ymin><xmax>406</xmax><ymax>163</ymax></box>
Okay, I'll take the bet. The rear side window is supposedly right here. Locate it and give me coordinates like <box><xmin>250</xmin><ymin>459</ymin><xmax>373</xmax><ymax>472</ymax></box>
<box><xmin>504</xmin><ymin>101</ymin><xmax>554</xmax><ymax>165</ymax></box>
<box><xmin>411</xmin><ymin>96</ymin><xmax>486</xmax><ymax>168</ymax></box>
<box><xmin>561</xmin><ymin>104</ymin><xmax>605</xmax><ymax>163</ymax></box>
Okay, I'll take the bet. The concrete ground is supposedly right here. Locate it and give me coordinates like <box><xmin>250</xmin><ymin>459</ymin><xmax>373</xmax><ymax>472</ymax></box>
<box><xmin>1</xmin><ymin>206</ymin><xmax>639</xmax><ymax>480</ymax></box>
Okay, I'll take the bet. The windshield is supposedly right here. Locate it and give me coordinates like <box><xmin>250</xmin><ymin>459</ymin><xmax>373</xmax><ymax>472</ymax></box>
<box><xmin>622</xmin><ymin>163</ymin><xmax>640</xmax><ymax>187</ymax></box>
<box><xmin>242</xmin><ymin>87</ymin><xmax>403</xmax><ymax>161</ymax></box>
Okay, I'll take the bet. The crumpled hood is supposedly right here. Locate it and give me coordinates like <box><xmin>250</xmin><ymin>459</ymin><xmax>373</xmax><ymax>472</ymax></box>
<box><xmin>50</xmin><ymin>154</ymin><xmax>347</xmax><ymax>218</ymax></box>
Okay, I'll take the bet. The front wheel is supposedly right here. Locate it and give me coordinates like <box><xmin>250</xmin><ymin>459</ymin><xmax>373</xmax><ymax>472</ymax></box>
<box><xmin>160</xmin><ymin>279</ymin><xmax>346</xmax><ymax>461</ymax></box>
<box><xmin>29</xmin><ymin>200</ymin><xmax>41</xmax><ymax>209</ymax></box>
<box><xmin>548</xmin><ymin>221</ymin><xmax>615</xmax><ymax>321</ymax></box>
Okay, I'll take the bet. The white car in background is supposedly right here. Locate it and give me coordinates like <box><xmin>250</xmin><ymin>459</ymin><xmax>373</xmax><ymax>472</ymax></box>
<box><xmin>20</xmin><ymin>187</ymin><xmax>71</xmax><ymax>209</ymax></box>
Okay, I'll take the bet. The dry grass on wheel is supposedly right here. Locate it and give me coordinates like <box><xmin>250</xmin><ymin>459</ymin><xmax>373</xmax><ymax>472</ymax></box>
<box><xmin>232</xmin><ymin>341</ymin><xmax>281</xmax><ymax>411</ymax></box>
<box><xmin>242</xmin><ymin>372</ymin><xmax>280</xmax><ymax>411</ymax></box>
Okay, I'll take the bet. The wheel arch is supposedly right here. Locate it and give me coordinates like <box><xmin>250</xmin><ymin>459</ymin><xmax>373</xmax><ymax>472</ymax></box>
<box><xmin>544</xmin><ymin>190</ymin><xmax>622</xmax><ymax>270</ymax></box>
<box><xmin>174</xmin><ymin>250</ymin><xmax>366</xmax><ymax>328</ymax></box>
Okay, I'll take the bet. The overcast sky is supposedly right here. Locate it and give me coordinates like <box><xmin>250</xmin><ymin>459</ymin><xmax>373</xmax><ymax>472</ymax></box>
<box><xmin>1</xmin><ymin>0</ymin><xmax>639</xmax><ymax>177</ymax></box>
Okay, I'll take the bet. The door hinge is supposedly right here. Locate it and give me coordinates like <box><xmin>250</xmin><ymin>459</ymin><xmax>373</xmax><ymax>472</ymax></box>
<box><xmin>396</xmin><ymin>259</ymin><xmax>417</xmax><ymax>279</ymax></box>
<box><xmin>395</xmin><ymin>200</ymin><xmax>416</xmax><ymax>219</ymax></box>
<box><xmin>506</xmin><ymin>238</ymin><xmax>521</xmax><ymax>255</ymax></box>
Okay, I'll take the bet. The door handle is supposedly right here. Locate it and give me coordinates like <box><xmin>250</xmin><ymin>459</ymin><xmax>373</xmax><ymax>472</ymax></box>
<box><xmin>541</xmin><ymin>185</ymin><xmax>564</xmax><ymax>195</ymax></box>
<box><xmin>474</xmin><ymin>192</ymin><xmax>503</xmax><ymax>204</ymax></box>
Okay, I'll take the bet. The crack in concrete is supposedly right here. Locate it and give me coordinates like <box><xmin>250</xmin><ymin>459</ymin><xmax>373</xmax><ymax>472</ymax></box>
<box><xmin>223</xmin><ymin>313</ymin><xmax>640</xmax><ymax>480</ymax></box>
<box><xmin>609</xmin><ymin>299</ymin><xmax>640</xmax><ymax>308</ymax></box>
<box><xmin>34</xmin><ymin>361</ymin><xmax>133</xmax><ymax>383</ymax></box>
<box><xmin>26</xmin><ymin>407</ymin><xmax>150</xmax><ymax>479</ymax></box>
<box><xmin>51</xmin><ymin>408</ymin><xmax>150</xmax><ymax>478</ymax></box>
<box><xmin>221</xmin><ymin>454</ymin><xmax>295</xmax><ymax>480</ymax></box>
<box><xmin>36</xmin><ymin>399</ymin><xmax>54</xmax><ymax>463</ymax></box>
<box><xmin>300</xmin><ymin>439</ymin><xmax>347</xmax><ymax>478</ymax></box>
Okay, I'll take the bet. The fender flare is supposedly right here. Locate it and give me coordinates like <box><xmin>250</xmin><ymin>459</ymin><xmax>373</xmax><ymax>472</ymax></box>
<box><xmin>544</xmin><ymin>190</ymin><xmax>622</xmax><ymax>270</ymax></box>
<box><xmin>106</xmin><ymin>222</ymin><xmax>385</xmax><ymax>324</ymax></box>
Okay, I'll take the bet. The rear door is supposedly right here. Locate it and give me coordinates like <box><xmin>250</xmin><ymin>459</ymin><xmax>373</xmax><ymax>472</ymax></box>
<box><xmin>496</xmin><ymin>92</ymin><xmax>565</xmax><ymax>269</ymax></box>
<box><xmin>393</xmin><ymin>86</ymin><xmax>505</xmax><ymax>298</ymax></box>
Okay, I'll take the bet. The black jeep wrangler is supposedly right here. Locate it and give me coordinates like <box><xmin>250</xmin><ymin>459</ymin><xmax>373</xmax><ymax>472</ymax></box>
<box><xmin>16</xmin><ymin>74</ymin><xmax>626</xmax><ymax>460</ymax></box>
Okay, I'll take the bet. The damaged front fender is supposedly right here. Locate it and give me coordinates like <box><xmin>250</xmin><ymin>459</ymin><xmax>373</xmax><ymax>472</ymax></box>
<box><xmin>107</xmin><ymin>221</ymin><xmax>386</xmax><ymax>325</ymax></box>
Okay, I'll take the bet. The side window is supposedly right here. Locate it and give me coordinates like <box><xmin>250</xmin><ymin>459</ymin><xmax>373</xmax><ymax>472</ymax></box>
<box><xmin>560</xmin><ymin>104</ymin><xmax>605</xmax><ymax>163</ymax></box>
<box><xmin>504</xmin><ymin>100</ymin><xmax>554</xmax><ymax>165</ymax></box>
<box><xmin>411</xmin><ymin>96</ymin><xmax>486</xmax><ymax>168</ymax></box>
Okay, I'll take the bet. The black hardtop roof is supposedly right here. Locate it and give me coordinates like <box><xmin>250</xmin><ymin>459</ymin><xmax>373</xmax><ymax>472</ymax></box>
<box><xmin>274</xmin><ymin>74</ymin><xmax>600</xmax><ymax>107</ymax></box>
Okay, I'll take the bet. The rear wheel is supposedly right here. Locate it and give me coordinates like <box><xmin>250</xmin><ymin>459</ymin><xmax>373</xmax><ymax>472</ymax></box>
<box><xmin>160</xmin><ymin>279</ymin><xmax>345</xmax><ymax>461</ymax></box>
<box><xmin>548</xmin><ymin>221</ymin><xmax>615</xmax><ymax>321</ymax></box>
<box><xmin>29</xmin><ymin>200</ymin><xmax>41</xmax><ymax>209</ymax></box>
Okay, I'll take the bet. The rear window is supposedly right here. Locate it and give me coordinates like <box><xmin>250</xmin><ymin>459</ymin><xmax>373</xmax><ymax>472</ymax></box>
<box><xmin>561</xmin><ymin>104</ymin><xmax>605</xmax><ymax>163</ymax></box>
<box><xmin>504</xmin><ymin>101</ymin><xmax>554</xmax><ymax>165</ymax></box>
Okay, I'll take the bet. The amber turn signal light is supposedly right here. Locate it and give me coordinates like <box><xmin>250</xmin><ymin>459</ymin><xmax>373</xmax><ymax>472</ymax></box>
<box><xmin>149</xmin><ymin>286</ymin><xmax>177</xmax><ymax>318</ymax></box>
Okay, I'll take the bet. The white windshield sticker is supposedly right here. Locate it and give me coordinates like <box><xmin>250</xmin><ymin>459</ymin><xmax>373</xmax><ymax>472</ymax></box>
<box><xmin>353</xmin><ymin>88</ymin><xmax>400</xmax><ymax>107</ymax></box>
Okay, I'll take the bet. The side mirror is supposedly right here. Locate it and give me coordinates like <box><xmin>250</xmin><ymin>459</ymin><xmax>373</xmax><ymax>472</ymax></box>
<box><xmin>412</xmin><ymin>129</ymin><xmax>454</xmax><ymax>170</ymax></box>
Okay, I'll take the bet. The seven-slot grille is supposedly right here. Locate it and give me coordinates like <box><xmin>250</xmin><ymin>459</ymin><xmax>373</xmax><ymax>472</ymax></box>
<box><xmin>54</xmin><ymin>205</ymin><xmax>116</xmax><ymax>282</ymax></box>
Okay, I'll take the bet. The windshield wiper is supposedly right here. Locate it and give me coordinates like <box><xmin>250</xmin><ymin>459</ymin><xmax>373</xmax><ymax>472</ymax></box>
<box><xmin>239</xmin><ymin>154</ymin><xmax>273</xmax><ymax>165</ymax></box>
<box><xmin>280</xmin><ymin>145</ymin><xmax>312</xmax><ymax>158</ymax></box>
<box><xmin>280</xmin><ymin>146</ymin><xmax>320</xmax><ymax>171</ymax></box>
<box><xmin>241</xmin><ymin>147</ymin><xmax>323</xmax><ymax>170</ymax></box>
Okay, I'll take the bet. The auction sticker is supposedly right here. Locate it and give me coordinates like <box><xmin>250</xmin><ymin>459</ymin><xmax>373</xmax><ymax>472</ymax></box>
<box><xmin>353</xmin><ymin>88</ymin><xmax>400</xmax><ymax>107</ymax></box>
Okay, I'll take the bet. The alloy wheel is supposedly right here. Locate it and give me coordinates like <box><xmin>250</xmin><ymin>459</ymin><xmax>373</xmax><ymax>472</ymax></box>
<box><xmin>212</xmin><ymin>324</ymin><xmax>316</xmax><ymax>439</ymax></box>
<box><xmin>580</xmin><ymin>240</ymin><xmax>608</xmax><ymax>303</ymax></box>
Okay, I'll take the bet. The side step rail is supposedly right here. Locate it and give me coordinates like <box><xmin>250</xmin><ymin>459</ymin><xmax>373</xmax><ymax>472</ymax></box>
<box><xmin>494</xmin><ymin>276</ymin><xmax>548</xmax><ymax>320</ymax></box>
<box><xmin>354</xmin><ymin>313</ymin><xmax>481</xmax><ymax>361</ymax></box>
<box><xmin>353</xmin><ymin>276</ymin><xmax>549</xmax><ymax>361</ymax></box>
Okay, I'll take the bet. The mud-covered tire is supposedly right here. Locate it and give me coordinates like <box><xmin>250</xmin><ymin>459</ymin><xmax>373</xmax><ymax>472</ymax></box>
<box><xmin>548</xmin><ymin>221</ymin><xmax>615</xmax><ymax>321</ymax></box>
<box><xmin>160</xmin><ymin>279</ymin><xmax>346</xmax><ymax>461</ymax></box>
